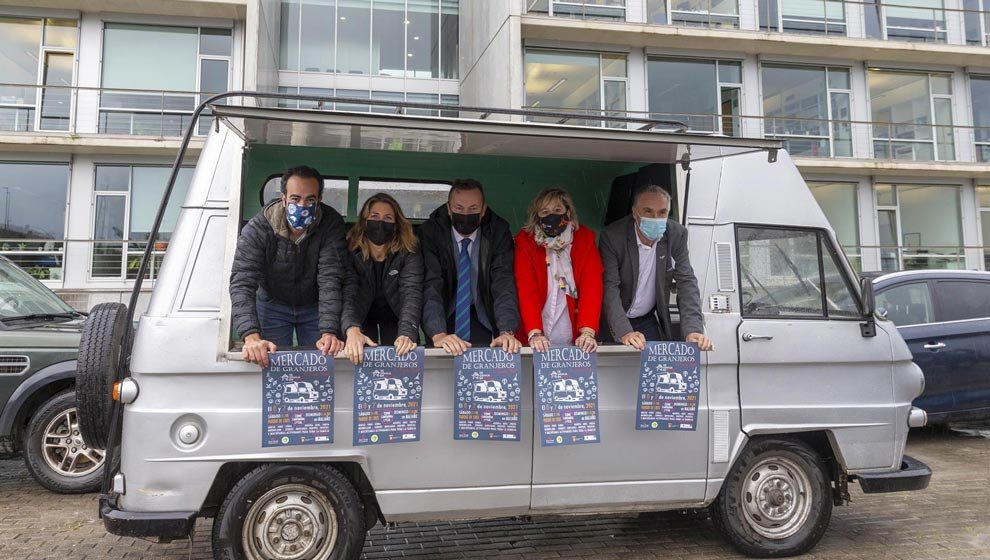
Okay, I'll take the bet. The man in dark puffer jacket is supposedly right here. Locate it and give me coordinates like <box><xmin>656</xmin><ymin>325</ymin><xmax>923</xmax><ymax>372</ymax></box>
<box><xmin>229</xmin><ymin>165</ymin><xmax>348</xmax><ymax>367</ymax></box>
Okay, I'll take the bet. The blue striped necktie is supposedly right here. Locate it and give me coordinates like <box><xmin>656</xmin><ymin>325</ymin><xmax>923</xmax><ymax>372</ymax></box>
<box><xmin>455</xmin><ymin>237</ymin><xmax>472</xmax><ymax>340</ymax></box>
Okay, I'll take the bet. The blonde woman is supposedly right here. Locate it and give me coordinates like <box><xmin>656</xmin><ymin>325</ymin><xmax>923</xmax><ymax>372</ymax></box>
<box><xmin>513</xmin><ymin>188</ymin><xmax>603</xmax><ymax>353</ymax></box>
<box><xmin>341</xmin><ymin>193</ymin><xmax>423</xmax><ymax>364</ymax></box>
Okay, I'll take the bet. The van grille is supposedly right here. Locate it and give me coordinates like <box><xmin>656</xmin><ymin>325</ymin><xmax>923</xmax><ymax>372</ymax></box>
<box><xmin>0</xmin><ymin>355</ymin><xmax>29</xmax><ymax>376</ymax></box>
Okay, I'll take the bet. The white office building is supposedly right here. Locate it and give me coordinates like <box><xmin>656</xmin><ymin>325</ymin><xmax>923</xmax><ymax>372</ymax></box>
<box><xmin>0</xmin><ymin>0</ymin><xmax>988</xmax><ymax>310</ymax></box>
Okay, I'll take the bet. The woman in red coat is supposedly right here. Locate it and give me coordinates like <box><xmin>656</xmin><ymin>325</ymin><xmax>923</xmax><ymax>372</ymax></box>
<box><xmin>514</xmin><ymin>188</ymin><xmax>604</xmax><ymax>353</ymax></box>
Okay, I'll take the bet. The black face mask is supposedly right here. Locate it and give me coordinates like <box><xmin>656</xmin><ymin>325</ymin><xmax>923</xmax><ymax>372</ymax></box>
<box><xmin>538</xmin><ymin>213</ymin><xmax>569</xmax><ymax>237</ymax></box>
<box><xmin>365</xmin><ymin>219</ymin><xmax>396</xmax><ymax>246</ymax></box>
<box><xmin>450</xmin><ymin>212</ymin><xmax>482</xmax><ymax>236</ymax></box>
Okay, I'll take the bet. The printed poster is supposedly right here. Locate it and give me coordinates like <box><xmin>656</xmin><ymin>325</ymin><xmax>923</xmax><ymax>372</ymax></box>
<box><xmin>353</xmin><ymin>347</ymin><xmax>424</xmax><ymax>445</ymax></box>
<box><xmin>454</xmin><ymin>348</ymin><xmax>522</xmax><ymax>441</ymax></box>
<box><xmin>636</xmin><ymin>341</ymin><xmax>701</xmax><ymax>431</ymax></box>
<box><xmin>534</xmin><ymin>347</ymin><xmax>600</xmax><ymax>446</ymax></box>
<box><xmin>262</xmin><ymin>351</ymin><xmax>335</xmax><ymax>447</ymax></box>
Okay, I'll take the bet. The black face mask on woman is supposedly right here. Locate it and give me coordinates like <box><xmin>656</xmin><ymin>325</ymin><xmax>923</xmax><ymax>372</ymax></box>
<box><xmin>365</xmin><ymin>220</ymin><xmax>396</xmax><ymax>246</ymax></box>
<box><xmin>538</xmin><ymin>213</ymin><xmax>569</xmax><ymax>237</ymax></box>
<box><xmin>450</xmin><ymin>212</ymin><xmax>482</xmax><ymax>236</ymax></box>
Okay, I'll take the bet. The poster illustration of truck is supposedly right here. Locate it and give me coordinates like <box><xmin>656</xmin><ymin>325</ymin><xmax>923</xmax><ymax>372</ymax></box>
<box><xmin>534</xmin><ymin>347</ymin><xmax>599</xmax><ymax>446</ymax></box>
<box><xmin>454</xmin><ymin>348</ymin><xmax>522</xmax><ymax>441</ymax></box>
<box><xmin>635</xmin><ymin>341</ymin><xmax>701</xmax><ymax>431</ymax></box>
<box><xmin>262</xmin><ymin>351</ymin><xmax>335</xmax><ymax>447</ymax></box>
<box><xmin>353</xmin><ymin>346</ymin><xmax>424</xmax><ymax>445</ymax></box>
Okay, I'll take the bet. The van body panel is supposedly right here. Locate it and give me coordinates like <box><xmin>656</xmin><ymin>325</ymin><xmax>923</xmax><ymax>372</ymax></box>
<box><xmin>530</xmin><ymin>351</ymin><xmax>709</xmax><ymax>510</ymax></box>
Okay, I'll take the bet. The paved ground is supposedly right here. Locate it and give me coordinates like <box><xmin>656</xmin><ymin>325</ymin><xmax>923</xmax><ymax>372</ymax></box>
<box><xmin>0</xmin><ymin>427</ymin><xmax>987</xmax><ymax>560</ymax></box>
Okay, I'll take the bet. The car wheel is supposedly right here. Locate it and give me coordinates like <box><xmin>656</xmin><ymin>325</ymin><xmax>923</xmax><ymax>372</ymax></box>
<box><xmin>76</xmin><ymin>302</ymin><xmax>131</xmax><ymax>450</ymax></box>
<box><xmin>212</xmin><ymin>464</ymin><xmax>367</xmax><ymax>560</ymax></box>
<box><xmin>23</xmin><ymin>390</ymin><xmax>104</xmax><ymax>494</ymax></box>
<box><xmin>710</xmin><ymin>438</ymin><xmax>832</xmax><ymax>558</ymax></box>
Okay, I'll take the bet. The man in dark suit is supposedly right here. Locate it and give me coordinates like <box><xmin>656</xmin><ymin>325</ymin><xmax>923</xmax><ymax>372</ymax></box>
<box><xmin>420</xmin><ymin>178</ymin><xmax>521</xmax><ymax>355</ymax></box>
<box><xmin>599</xmin><ymin>183</ymin><xmax>713</xmax><ymax>351</ymax></box>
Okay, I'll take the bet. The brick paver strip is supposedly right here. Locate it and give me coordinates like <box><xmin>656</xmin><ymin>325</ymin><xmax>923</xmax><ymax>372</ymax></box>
<box><xmin>0</xmin><ymin>429</ymin><xmax>987</xmax><ymax>559</ymax></box>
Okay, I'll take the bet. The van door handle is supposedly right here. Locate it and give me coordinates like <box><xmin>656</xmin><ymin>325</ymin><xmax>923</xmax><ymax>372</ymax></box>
<box><xmin>923</xmin><ymin>342</ymin><xmax>946</xmax><ymax>351</ymax></box>
<box><xmin>742</xmin><ymin>333</ymin><xmax>774</xmax><ymax>342</ymax></box>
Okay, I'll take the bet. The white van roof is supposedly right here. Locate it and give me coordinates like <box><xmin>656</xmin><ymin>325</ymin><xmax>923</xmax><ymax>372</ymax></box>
<box><xmin>209</xmin><ymin>97</ymin><xmax>780</xmax><ymax>165</ymax></box>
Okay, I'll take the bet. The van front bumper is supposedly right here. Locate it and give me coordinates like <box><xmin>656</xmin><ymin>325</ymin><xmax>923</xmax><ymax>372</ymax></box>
<box><xmin>100</xmin><ymin>497</ymin><xmax>197</xmax><ymax>543</ymax></box>
<box><xmin>856</xmin><ymin>455</ymin><xmax>932</xmax><ymax>494</ymax></box>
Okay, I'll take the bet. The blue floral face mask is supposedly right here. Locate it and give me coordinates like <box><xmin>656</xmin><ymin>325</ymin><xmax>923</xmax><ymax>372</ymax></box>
<box><xmin>285</xmin><ymin>202</ymin><xmax>317</xmax><ymax>230</ymax></box>
<box><xmin>637</xmin><ymin>216</ymin><xmax>667</xmax><ymax>241</ymax></box>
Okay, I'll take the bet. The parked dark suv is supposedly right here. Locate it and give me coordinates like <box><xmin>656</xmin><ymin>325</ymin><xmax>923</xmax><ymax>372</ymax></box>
<box><xmin>873</xmin><ymin>269</ymin><xmax>990</xmax><ymax>424</ymax></box>
<box><xmin>0</xmin><ymin>255</ymin><xmax>104</xmax><ymax>493</ymax></box>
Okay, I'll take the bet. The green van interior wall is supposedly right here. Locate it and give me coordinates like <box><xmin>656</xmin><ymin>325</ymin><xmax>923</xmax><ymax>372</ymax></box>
<box><xmin>242</xmin><ymin>145</ymin><xmax>649</xmax><ymax>233</ymax></box>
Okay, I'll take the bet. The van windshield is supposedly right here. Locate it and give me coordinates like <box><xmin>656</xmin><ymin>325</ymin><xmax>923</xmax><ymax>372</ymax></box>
<box><xmin>0</xmin><ymin>258</ymin><xmax>77</xmax><ymax>322</ymax></box>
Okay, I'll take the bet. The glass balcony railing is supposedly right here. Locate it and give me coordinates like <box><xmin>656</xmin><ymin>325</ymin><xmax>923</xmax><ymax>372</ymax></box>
<box><xmin>0</xmin><ymin>82</ymin><xmax>226</xmax><ymax>138</ymax></box>
<box><xmin>526</xmin><ymin>0</ymin><xmax>990</xmax><ymax>46</ymax></box>
<box><xmin>0</xmin><ymin>238</ymin><xmax>169</xmax><ymax>283</ymax></box>
<box><xmin>521</xmin><ymin>105</ymin><xmax>990</xmax><ymax>163</ymax></box>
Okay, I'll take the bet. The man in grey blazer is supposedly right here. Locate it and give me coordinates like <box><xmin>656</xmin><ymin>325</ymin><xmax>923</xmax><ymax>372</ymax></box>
<box><xmin>599</xmin><ymin>184</ymin><xmax>713</xmax><ymax>351</ymax></box>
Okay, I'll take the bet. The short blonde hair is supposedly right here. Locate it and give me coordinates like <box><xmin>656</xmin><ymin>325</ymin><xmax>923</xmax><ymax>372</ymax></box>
<box><xmin>523</xmin><ymin>188</ymin><xmax>579</xmax><ymax>233</ymax></box>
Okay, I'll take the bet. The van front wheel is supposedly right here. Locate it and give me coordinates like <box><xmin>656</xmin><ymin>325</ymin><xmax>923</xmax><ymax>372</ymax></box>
<box><xmin>711</xmin><ymin>438</ymin><xmax>832</xmax><ymax>558</ymax></box>
<box><xmin>213</xmin><ymin>464</ymin><xmax>367</xmax><ymax>560</ymax></box>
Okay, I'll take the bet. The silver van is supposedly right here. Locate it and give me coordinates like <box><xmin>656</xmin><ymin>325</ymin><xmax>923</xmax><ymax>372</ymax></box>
<box><xmin>76</xmin><ymin>94</ymin><xmax>930</xmax><ymax>560</ymax></box>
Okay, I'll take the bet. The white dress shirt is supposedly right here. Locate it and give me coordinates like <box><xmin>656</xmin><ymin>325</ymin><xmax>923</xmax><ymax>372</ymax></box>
<box><xmin>543</xmin><ymin>264</ymin><xmax>574</xmax><ymax>345</ymax></box>
<box><xmin>626</xmin><ymin>236</ymin><xmax>658</xmax><ymax>318</ymax></box>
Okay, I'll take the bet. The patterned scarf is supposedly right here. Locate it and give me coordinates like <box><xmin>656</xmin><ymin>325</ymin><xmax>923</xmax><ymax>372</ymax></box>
<box><xmin>534</xmin><ymin>223</ymin><xmax>577</xmax><ymax>299</ymax></box>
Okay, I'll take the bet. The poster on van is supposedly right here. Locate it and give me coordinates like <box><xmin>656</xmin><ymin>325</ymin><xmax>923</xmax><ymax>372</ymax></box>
<box><xmin>454</xmin><ymin>348</ymin><xmax>522</xmax><ymax>441</ymax></box>
<box><xmin>635</xmin><ymin>341</ymin><xmax>701</xmax><ymax>431</ymax></box>
<box><xmin>534</xmin><ymin>347</ymin><xmax>599</xmax><ymax>446</ymax></box>
<box><xmin>353</xmin><ymin>347</ymin><xmax>425</xmax><ymax>445</ymax></box>
<box><xmin>262</xmin><ymin>351</ymin><xmax>335</xmax><ymax>447</ymax></box>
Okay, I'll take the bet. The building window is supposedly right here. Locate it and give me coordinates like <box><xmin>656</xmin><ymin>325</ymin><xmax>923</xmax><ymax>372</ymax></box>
<box><xmin>0</xmin><ymin>16</ymin><xmax>77</xmax><ymax>133</ymax></box>
<box><xmin>647</xmin><ymin>57</ymin><xmax>741</xmax><ymax>135</ymax></box>
<box><xmin>869</xmin><ymin>70</ymin><xmax>954</xmax><ymax>162</ymax></box>
<box><xmin>0</xmin><ymin>163</ymin><xmax>69</xmax><ymax>281</ymax></box>
<box><xmin>979</xmin><ymin>186</ymin><xmax>990</xmax><ymax>270</ymax></box>
<box><xmin>964</xmin><ymin>0</ymin><xmax>990</xmax><ymax>45</ymax></box>
<box><xmin>280</xmin><ymin>0</ymin><xmax>458</xmax><ymax>80</ymax></box>
<box><xmin>646</xmin><ymin>0</ymin><xmax>740</xmax><ymax>28</ymax></box>
<box><xmin>527</xmin><ymin>0</ymin><xmax>626</xmax><ymax>20</ymax></box>
<box><xmin>874</xmin><ymin>183</ymin><xmax>963</xmax><ymax>271</ymax></box>
<box><xmin>758</xmin><ymin>0</ymin><xmax>846</xmax><ymax>35</ymax></box>
<box><xmin>808</xmin><ymin>182</ymin><xmax>860</xmax><ymax>271</ymax></box>
<box><xmin>761</xmin><ymin>64</ymin><xmax>851</xmax><ymax>158</ymax></box>
<box><xmin>524</xmin><ymin>49</ymin><xmax>627</xmax><ymax>128</ymax></box>
<box><xmin>972</xmin><ymin>76</ymin><xmax>990</xmax><ymax>163</ymax></box>
<box><xmin>100</xmin><ymin>24</ymin><xmax>231</xmax><ymax>137</ymax></box>
<box><xmin>91</xmin><ymin>165</ymin><xmax>193</xmax><ymax>280</ymax></box>
<box><xmin>867</xmin><ymin>0</ymin><xmax>947</xmax><ymax>43</ymax></box>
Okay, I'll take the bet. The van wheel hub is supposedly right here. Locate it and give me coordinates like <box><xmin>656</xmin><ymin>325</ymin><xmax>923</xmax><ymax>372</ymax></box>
<box><xmin>741</xmin><ymin>457</ymin><xmax>812</xmax><ymax>540</ymax></box>
<box><xmin>245</xmin><ymin>484</ymin><xmax>337</xmax><ymax>560</ymax></box>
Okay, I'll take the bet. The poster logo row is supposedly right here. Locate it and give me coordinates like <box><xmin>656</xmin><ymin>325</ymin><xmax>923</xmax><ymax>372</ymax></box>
<box><xmin>262</xmin><ymin>342</ymin><xmax>700</xmax><ymax>448</ymax></box>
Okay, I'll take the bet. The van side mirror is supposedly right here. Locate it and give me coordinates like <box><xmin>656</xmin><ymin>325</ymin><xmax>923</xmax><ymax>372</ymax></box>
<box><xmin>860</xmin><ymin>277</ymin><xmax>877</xmax><ymax>338</ymax></box>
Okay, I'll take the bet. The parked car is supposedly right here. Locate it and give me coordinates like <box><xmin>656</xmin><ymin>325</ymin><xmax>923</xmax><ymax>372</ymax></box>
<box><xmin>873</xmin><ymin>270</ymin><xmax>990</xmax><ymax>424</ymax></box>
<box><xmin>0</xmin><ymin>255</ymin><xmax>103</xmax><ymax>493</ymax></box>
<box><xmin>78</xmin><ymin>96</ymin><xmax>930</xmax><ymax>559</ymax></box>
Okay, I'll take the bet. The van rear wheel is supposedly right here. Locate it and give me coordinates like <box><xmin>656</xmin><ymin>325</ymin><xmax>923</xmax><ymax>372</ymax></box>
<box><xmin>212</xmin><ymin>464</ymin><xmax>367</xmax><ymax>560</ymax></box>
<box><xmin>711</xmin><ymin>438</ymin><xmax>832</xmax><ymax>557</ymax></box>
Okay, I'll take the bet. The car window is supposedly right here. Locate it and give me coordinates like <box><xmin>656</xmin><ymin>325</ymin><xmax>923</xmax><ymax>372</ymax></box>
<box><xmin>737</xmin><ymin>227</ymin><xmax>824</xmax><ymax>317</ymax></box>
<box><xmin>936</xmin><ymin>280</ymin><xmax>990</xmax><ymax>322</ymax></box>
<box><xmin>876</xmin><ymin>282</ymin><xmax>933</xmax><ymax>327</ymax></box>
<box><xmin>821</xmin><ymin>238</ymin><xmax>861</xmax><ymax>318</ymax></box>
